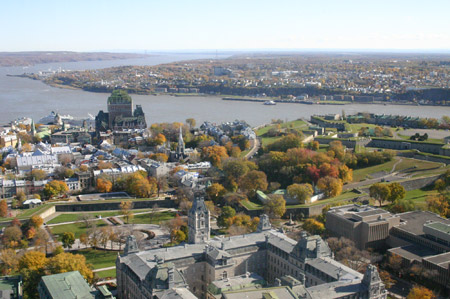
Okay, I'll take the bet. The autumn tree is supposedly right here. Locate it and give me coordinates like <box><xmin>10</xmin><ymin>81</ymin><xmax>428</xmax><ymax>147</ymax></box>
<box><xmin>3</xmin><ymin>226</ymin><xmax>22</xmax><ymax>248</ymax></box>
<box><xmin>30</xmin><ymin>215</ymin><xmax>44</xmax><ymax>228</ymax></box>
<box><xmin>302</xmin><ymin>218</ymin><xmax>325</xmax><ymax>235</ymax></box>
<box><xmin>96</xmin><ymin>177</ymin><xmax>113</xmax><ymax>193</ymax></box>
<box><xmin>79</xmin><ymin>233</ymin><xmax>89</xmax><ymax>249</ymax></box>
<box><xmin>426</xmin><ymin>194</ymin><xmax>449</xmax><ymax>217</ymax></box>
<box><xmin>240</xmin><ymin>170</ymin><xmax>268</xmax><ymax>197</ymax></box>
<box><xmin>264</xmin><ymin>194</ymin><xmax>286</xmax><ymax>219</ymax></box>
<box><xmin>338</xmin><ymin>164</ymin><xmax>353</xmax><ymax>183</ymax></box>
<box><xmin>120</xmin><ymin>201</ymin><xmax>134</xmax><ymax>224</ymax></box>
<box><xmin>0</xmin><ymin>199</ymin><xmax>7</xmax><ymax>217</ymax></box>
<box><xmin>28</xmin><ymin>169</ymin><xmax>47</xmax><ymax>181</ymax></box>
<box><xmin>287</xmin><ymin>183</ymin><xmax>314</xmax><ymax>204</ymax></box>
<box><xmin>206</xmin><ymin>183</ymin><xmax>226</xmax><ymax>204</ymax></box>
<box><xmin>201</xmin><ymin>145</ymin><xmax>229</xmax><ymax>167</ymax></box>
<box><xmin>19</xmin><ymin>251</ymin><xmax>48</xmax><ymax>299</ymax></box>
<box><xmin>150</xmin><ymin>153</ymin><xmax>169</xmax><ymax>162</ymax></box>
<box><xmin>317</xmin><ymin>176</ymin><xmax>343</xmax><ymax>198</ymax></box>
<box><xmin>61</xmin><ymin>232</ymin><xmax>75</xmax><ymax>249</ymax></box>
<box><xmin>407</xmin><ymin>286</ymin><xmax>435</xmax><ymax>299</ymax></box>
<box><xmin>0</xmin><ymin>249</ymin><xmax>19</xmax><ymax>275</ymax></box>
<box><xmin>217</xmin><ymin>206</ymin><xmax>236</xmax><ymax>228</ymax></box>
<box><xmin>186</xmin><ymin>118</ymin><xmax>196</xmax><ymax>129</ymax></box>
<box><xmin>369</xmin><ymin>183</ymin><xmax>391</xmax><ymax>206</ymax></box>
<box><xmin>125</xmin><ymin>172</ymin><xmax>157</xmax><ymax>198</ymax></box>
<box><xmin>43</xmin><ymin>180</ymin><xmax>69</xmax><ymax>199</ymax></box>
<box><xmin>387</xmin><ymin>182</ymin><xmax>406</xmax><ymax>203</ymax></box>
<box><xmin>47</xmin><ymin>252</ymin><xmax>94</xmax><ymax>284</ymax></box>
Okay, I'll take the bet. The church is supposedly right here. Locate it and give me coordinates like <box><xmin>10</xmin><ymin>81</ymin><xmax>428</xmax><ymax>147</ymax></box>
<box><xmin>95</xmin><ymin>89</ymin><xmax>147</xmax><ymax>133</ymax></box>
<box><xmin>116</xmin><ymin>196</ymin><xmax>387</xmax><ymax>299</ymax></box>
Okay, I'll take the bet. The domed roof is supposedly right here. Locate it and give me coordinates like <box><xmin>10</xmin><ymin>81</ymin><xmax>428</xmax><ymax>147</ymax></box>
<box><xmin>107</xmin><ymin>89</ymin><xmax>132</xmax><ymax>104</ymax></box>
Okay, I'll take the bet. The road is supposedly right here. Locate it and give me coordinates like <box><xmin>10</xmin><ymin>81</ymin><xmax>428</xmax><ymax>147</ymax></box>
<box><xmin>245</xmin><ymin>137</ymin><xmax>261</xmax><ymax>159</ymax></box>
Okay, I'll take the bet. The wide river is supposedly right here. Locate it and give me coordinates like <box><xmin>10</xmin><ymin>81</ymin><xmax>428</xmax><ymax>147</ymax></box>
<box><xmin>1</xmin><ymin>54</ymin><xmax>450</xmax><ymax>127</ymax></box>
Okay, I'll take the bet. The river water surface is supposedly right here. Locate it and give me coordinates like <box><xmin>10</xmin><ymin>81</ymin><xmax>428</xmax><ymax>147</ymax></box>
<box><xmin>1</xmin><ymin>54</ymin><xmax>450</xmax><ymax>126</ymax></box>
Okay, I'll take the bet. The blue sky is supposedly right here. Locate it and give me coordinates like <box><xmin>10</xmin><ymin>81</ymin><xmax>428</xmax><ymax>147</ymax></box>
<box><xmin>1</xmin><ymin>0</ymin><xmax>449</xmax><ymax>52</ymax></box>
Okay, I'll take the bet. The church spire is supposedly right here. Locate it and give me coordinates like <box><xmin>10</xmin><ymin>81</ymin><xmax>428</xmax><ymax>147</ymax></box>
<box><xmin>177</xmin><ymin>126</ymin><xmax>185</xmax><ymax>156</ymax></box>
<box><xmin>31</xmin><ymin>119</ymin><xmax>36</xmax><ymax>136</ymax></box>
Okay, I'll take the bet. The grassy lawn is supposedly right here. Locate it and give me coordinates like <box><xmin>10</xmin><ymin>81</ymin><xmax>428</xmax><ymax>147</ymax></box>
<box><xmin>240</xmin><ymin>200</ymin><xmax>263</xmax><ymax>210</ymax></box>
<box><xmin>346</xmin><ymin>123</ymin><xmax>378</xmax><ymax>133</ymax></box>
<box><xmin>73</xmin><ymin>248</ymin><xmax>120</xmax><ymax>269</ymax></box>
<box><xmin>50</xmin><ymin>221</ymin><xmax>107</xmax><ymax>239</ymax></box>
<box><xmin>0</xmin><ymin>204</ymin><xmax>55</xmax><ymax>222</ymax></box>
<box><xmin>132</xmin><ymin>211</ymin><xmax>176</xmax><ymax>224</ymax></box>
<box><xmin>256</xmin><ymin>119</ymin><xmax>308</xmax><ymax>146</ymax></box>
<box><xmin>394</xmin><ymin>158</ymin><xmax>444</xmax><ymax>175</ymax></box>
<box><xmin>47</xmin><ymin>209</ymin><xmax>153</xmax><ymax>224</ymax></box>
<box><xmin>96</xmin><ymin>269</ymin><xmax>116</xmax><ymax>279</ymax></box>
<box><xmin>403</xmin><ymin>188</ymin><xmax>438</xmax><ymax>209</ymax></box>
<box><xmin>352</xmin><ymin>160</ymin><xmax>398</xmax><ymax>182</ymax></box>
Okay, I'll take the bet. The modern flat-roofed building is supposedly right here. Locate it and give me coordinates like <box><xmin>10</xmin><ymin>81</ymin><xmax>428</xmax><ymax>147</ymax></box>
<box><xmin>387</xmin><ymin>211</ymin><xmax>450</xmax><ymax>290</ymax></box>
<box><xmin>326</xmin><ymin>204</ymin><xmax>400</xmax><ymax>249</ymax></box>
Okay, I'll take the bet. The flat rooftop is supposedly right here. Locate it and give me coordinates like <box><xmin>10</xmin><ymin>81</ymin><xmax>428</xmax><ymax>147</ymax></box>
<box><xmin>396</xmin><ymin>211</ymin><xmax>450</xmax><ymax>236</ymax></box>
<box><xmin>389</xmin><ymin>244</ymin><xmax>437</xmax><ymax>262</ymax></box>
<box><xmin>423</xmin><ymin>252</ymin><xmax>450</xmax><ymax>268</ymax></box>
<box><xmin>425</xmin><ymin>222</ymin><xmax>450</xmax><ymax>234</ymax></box>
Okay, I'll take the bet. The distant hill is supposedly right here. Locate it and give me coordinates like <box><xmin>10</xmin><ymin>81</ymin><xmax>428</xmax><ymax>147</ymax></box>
<box><xmin>0</xmin><ymin>51</ymin><xmax>150</xmax><ymax>67</ymax></box>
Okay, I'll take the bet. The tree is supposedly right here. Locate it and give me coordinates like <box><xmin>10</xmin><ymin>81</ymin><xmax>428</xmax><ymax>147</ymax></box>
<box><xmin>150</xmin><ymin>153</ymin><xmax>169</xmax><ymax>162</ymax></box>
<box><xmin>79</xmin><ymin>233</ymin><xmax>89</xmax><ymax>248</ymax></box>
<box><xmin>369</xmin><ymin>183</ymin><xmax>391</xmax><ymax>206</ymax></box>
<box><xmin>96</xmin><ymin>178</ymin><xmax>112</xmax><ymax>193</ymax></box>
<box><xmin>407</xmin><ymin>286</ymin><xmax>435</xmax><ymax>299</ymax></box>
<box><xmin>0</xmin><ymin>199</ymin><xmax>7</xmax><ymax>217</ymax></box>
<box><xmin>170</xmin><ymin>230</ymin><xmax>186</xmax><ymax>244</ymax></box>
<box><xmin>28</xmin><ymin>169</ymin><xmax>47</xmax><ymax>181</ymax></box>
<box><xmin>206</xmin><ymin>183</ymin><xmax>226</xmax><ymax>204</ymax></box>
<box><xmin>19</xmin><ymin>251</ymin><xmax>48</xmax><ymax>299</ymax></box>
<box><xmin>264</xmin><ymin>195</ymin><xmax>286</xmax><ymax>219</ymax></box>
<box><xmin>30</xmin><ymin>215</ymin><xmax>44</xmax><ymax>228</ymax></box>
<box><xmin>125</xmin><ymin>173</ymin><xmax>156</xmax><ymax>198</ymax></box>
<box><xmin>287</xmin><ymin>183</ymin><xmax>314</xmax><ymax>204</ymax></box>
<box><xmin>47</xmin><ymin>252</ymin><xmax>94</xmax><ymax>284</ymax></box>
<box><xmin>0</xmin><ymin>249</ymin><xmax>19</xmax><ymax>275</ymax></box>
<box><xmin>267</xmin><ymin>134</ymin><xmax>303</xmax><ymax>152</ymax></box>
<box><xmin>201</xmin><ymin>145</ymin><xmax>229</xmax><ymax>167</ymax></box>
<box><xmin>389</xmin><ymin>198</ymin><xmax>415</xmax><ymax>213</ymax></box>
<box><xmin>186</xmin><ymin>118</ymin><xmax>196</xmax><ymax>129</ymax></box>
<box><xmin>302</xmin><ymin>218</ymin><xmax>325</xmax><ymax>235</ymax></box>
<box><xmin>25</xmin><ymin>227</ymin><xmax>36</xmax><ymax>239</ymax></box>
<box><xmin>155</xmin><ymin>177</ymin><xmax>168</xmax><ymax>197</ymax></box>
<box><xmin>317</xmin><ymin>176</ymin><xmax>343</xmax><ymax>198</ymax></box>
<box><xmin>3</xmin><ymin>226</ymin><xmax>22</xmax><ymax>247</ymax></box>
<box><xmin>338</xmin><ymin>164</ymin><xmax>353</xmax><ymax>183</ymax></box>
<box><xmin>61</xmin><ymin>232</ymin><xmax>75</xmax><ymax>249</ymax></box>
<box><xmin>217</xmin><ymin>206</ymin><xmax>236</xmax><ymax>228</ymax></box>
<box><xmin>240</xmin><ymin>170</ymin><xmax>268</xmax><ymax>197</ymax></box>
<box><xmin>15</xmin><ymin>191</ymin><xmax>26</xmax><ymax>207</ymax></box>
<box><xmin>120</xmin><ymin>201</ymin><xmax>134</xmax><ymax>224</ymax></box>
<box><xmin>43</xmin><ymin>180</ymin><xmax>69</xmax><ymax>199</ymax></box>
<box><xmin>34</xmin><ymin>228</ymin><xmax>51</xmax><ymax>254</ymax></box>
<box><xmin>78</xmin><ymin>214</ymin><xmax>94</xmax><ymax>228</ymax></box>
<box><xmin>151</xmin><ymin>133</ymin><xmax>167</xmax><ymax>146</ymax></box>
<box><xmin>426</xmin><ymin>194</ymin><xmax>449</xmax><ymax>217</ymax></box>
<box><xmin>388</xmin><ymin>182</ymin><xmax>406</xmax><ymax>203</ymax></box>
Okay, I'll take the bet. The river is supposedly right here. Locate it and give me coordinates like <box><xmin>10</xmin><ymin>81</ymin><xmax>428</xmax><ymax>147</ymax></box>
<box><xmin>1</xmin><ymin>54</ymin><xmax>450</xmax><ymax>127</ymax></box>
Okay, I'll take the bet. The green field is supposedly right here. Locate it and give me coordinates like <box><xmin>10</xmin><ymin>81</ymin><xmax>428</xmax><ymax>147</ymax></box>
<box><xmin>256</xmin><ymin>119</ymin><xmax>308</xmax><ymax>146</ymax></box>
<box><xmin>0</xmin><ymin>204</ymin><xmax>55</xmax><ymax>222</ymax></box>
<box><xmin>352</xmin><ymin>160</ymin><xmax>398</xmax><ymax>182</ymax></box>
<box><xmin>47</xmin><ymin>209</ymin><xmax>153</xmax><ymax>224</ymax></box>
<box><xmin>403</xmin><ymin>188</ymin><xmax>438</xmax><ymax>209</ymax></box>
<box><xmin>74</xmin><ymin>248</ymin><xmax>120</xmax><ymax>269</ymax></box>
<box><xmin>50</xmin><ymin>221</ymin><xmax>107</xmax><ymax>239</ymax></box>
<box><xmin>132</xmin><ymin>211</ymin><xmax>176</xmax><ymax>224</ymax></box>
<box><xmin>96</xmin><ymin>269</ymin><xmax>116</xmax><ymax>279</ymax></box>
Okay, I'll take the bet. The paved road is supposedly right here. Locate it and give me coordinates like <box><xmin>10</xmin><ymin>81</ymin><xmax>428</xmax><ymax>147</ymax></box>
<box><xmin>245</xmin><ymin>137</ymin><xmax>260</xmax><ymax>159</ymax></box>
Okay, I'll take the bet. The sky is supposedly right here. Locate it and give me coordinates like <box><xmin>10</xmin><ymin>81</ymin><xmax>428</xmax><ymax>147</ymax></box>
<box><xmin>1</xmin><ymin>0</ymin><xmax>450</xmax><ymax>52</ymax></box>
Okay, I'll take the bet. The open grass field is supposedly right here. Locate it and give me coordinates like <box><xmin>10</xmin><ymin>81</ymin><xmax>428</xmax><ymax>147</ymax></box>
<box><xmin>50</xmin><ymin>221</ymin><xmax>107</xmax><ymax>239</ymax></box>
<box><xmin>352</xmin><ymin>160</ymin><xmax>398</xmax><ymax>182</ymax></box>
<box><xmin>95</xmin><ymin>269</ymin><xmax>116</xmax><ymax>279</ymax></box>
<box><xmin>73</xmin><ymin>248</ymin><xmax>120</xmax><ymax>269</ymax></box>
<box><xmin>132</xmin><ymin>211</ymin><xmax>176</xmax><ymax>224</ymax></box>
<box><xmin>403</xmin><ymin>187</ymin><xmax>438</xmax><ymax>209</ymax></box>
<box><xmin>256</xmin><ymin>119</ymin><xmax>308</xmax><ymax>146</ymax></box>
<box><xmin>47</xmin><ymin>208</ymin><xmax>154</xmax><ymax>224</ymax></box>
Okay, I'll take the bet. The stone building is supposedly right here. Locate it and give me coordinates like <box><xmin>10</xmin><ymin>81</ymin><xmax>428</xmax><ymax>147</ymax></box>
<box><xmin>326</xmin><ymin>204</ymin><xmax>401</xmax><ymax>249</ymax></box>
<box><xmin>95</xmin><ymin>90</ymin><xmax>147</xmax><ymax>133</ymax></box>
<box><xmin>116</xmin><ymin>198</ymin><xmax>386</xmax><ymax>299</ymax></box>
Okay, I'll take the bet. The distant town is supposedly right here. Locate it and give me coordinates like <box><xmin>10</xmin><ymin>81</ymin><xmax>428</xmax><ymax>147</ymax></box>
<box><xmin>19</xmin><ymin>52</ymin><xmax>450</xmax><ymax>106</ymax></box>
<box><xmin>1</xmin><ymin>89</ymin><xmax>450</xmax><ymax>298</ymax></box>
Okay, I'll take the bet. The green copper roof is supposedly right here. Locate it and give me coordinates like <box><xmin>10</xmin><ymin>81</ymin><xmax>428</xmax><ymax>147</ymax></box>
<box><xmin>40</xmin><ymin>271</ymin><xmax>96</xmax><ymax>299</ymax></box>
<box><xmin>107</xmin><ymin>89</ymin><xmax>132</xmax><ymax>104</ymax></box>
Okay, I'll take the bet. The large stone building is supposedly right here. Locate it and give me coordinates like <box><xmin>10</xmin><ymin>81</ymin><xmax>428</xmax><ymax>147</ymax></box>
<box><xmin>95</xmin><ymin>90</ymin><xmax>147</xmax><ymax>133</ymax></box>
<box><xmin>326</xmin><ymin>204</ymin><xmax>401</xmax><ymax>249</ymax></box>
<box><xmin>116</xmin><ymin>197</ymin><xmax>387</xmax><ymax>299</ymax></box>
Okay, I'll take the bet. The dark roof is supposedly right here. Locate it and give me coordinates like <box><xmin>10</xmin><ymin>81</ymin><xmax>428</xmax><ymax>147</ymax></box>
<box><xmin>107</xmin><ymin>90</ymin><xmax>132</xmax><ymax>104</ymax></box>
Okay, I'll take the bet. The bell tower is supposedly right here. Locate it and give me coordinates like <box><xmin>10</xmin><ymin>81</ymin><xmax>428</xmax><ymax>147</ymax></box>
<box><xmin>188</xmin><ymin>195</ymin><xmax>210</xmax><ymax>244</ymax></box>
